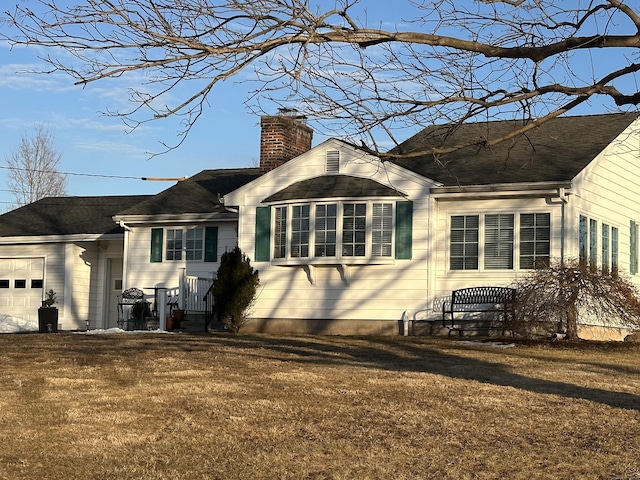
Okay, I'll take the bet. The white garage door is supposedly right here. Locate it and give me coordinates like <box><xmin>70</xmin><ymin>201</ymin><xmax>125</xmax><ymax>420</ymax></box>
<box><xmin>0</xmin><ymin>258</ymin><xmax>45</xmax><ymax>323</ymax></box>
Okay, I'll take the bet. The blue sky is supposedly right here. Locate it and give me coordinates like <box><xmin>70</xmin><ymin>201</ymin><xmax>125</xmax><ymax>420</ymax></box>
<box><xmin>0</xmin><ymin>2</ymin><xmax>635</xmax><ymax>210</ymax></box>
<box><xmin>0</xmin><ymin>41</ymin><xmax>266</xmax><ymax>207</ymax></box>
<box><xmin>0</xmin><ymin>1</ymin><xmax>397</xmax><ymax>209</ymax></box>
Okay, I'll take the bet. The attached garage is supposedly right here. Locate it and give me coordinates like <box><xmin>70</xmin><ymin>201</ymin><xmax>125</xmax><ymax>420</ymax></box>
<box><xmin>0</xmin><ymin>258</ymin><xmax>45</xmax><ymax>323</ymax></box>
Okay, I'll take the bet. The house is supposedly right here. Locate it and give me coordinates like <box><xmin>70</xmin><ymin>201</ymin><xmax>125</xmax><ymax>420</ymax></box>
<box><xmin>224</xmin><ymin>111</ymin><xmax>640</xmax><ymax>340</ymax></box>
<box><xmin>0</xmin><ymin>195</ymin><xmax>149</xmax><ymax>330</ymax></box>
<box><xmin>1</xmin><ymin>111</ymin><xmax>640</xmax><ymax>339</ymax></box>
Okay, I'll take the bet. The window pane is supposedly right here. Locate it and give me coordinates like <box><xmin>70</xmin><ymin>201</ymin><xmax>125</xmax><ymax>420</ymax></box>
<box><xmin>291</xmin><ymin>205</ymin><xmax>310</xmax><ymax>258</ymax></box>
<box><xmin>612</xmin><ymin>226</ymin><xmax>619</xmax><ymax>273</ymax></box>
<box><xmin>371</xmin><ymin>203</ymin><xmax>393</xmax><ymax>257</ymax></box>
<box><xmin>485</xmin><ymin>214</ymin><xmax>513</xmax><ymax>269</ymax></box>
<box><xmin>315</xmin><ymin>204</ymin><xmax>337</xmax><ymax>257</ymax></box>
<box><xmin>450</xmin><ymin>215</ymin><xmax>479</xmax><ymax>270</ymax></box>
<box><xmin>579</xmin><ymin>215</ymin><xmax>588</xmax><ymax>264</ymax></box>
<box><xmin>519</xmin><ymin>213</ymin><xmax>550</xmax><ymax>269</ymax></box>
<box><xmin>166</xmin><ymin>229</ymin><xmax>183</xmax><ymax>261</ymax></box>
<box><xmin>185</xmin><ymin>228</ymin><xmax>204</xmax><ymax>261</ymax></box>
<box><xmin>274</xmin><ymin>207</ymin><xmax>287</xmax><ymax>258</ymax></box>
<box><xmin>590</xmin><ymin>219</ymin><xmax>598</xmax><ymax>266</ymax></box>
<box><xmin>342</xmin><ymin>203</ymin><xmax>366</xmax><ymax>257</ymax></box>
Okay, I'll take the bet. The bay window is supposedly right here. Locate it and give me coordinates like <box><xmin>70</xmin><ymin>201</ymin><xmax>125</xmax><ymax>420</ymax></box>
<box><xmin>256</xmin><ymin>200</ymin><xmax>412</xmax><ymax>263</ymax></box>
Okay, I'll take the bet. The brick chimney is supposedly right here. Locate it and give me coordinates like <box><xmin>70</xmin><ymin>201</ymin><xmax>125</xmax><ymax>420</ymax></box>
<box><xmin>260</xmin><ymin>108</ymin><xmax>313</xmax><ymax>173</ymax></box>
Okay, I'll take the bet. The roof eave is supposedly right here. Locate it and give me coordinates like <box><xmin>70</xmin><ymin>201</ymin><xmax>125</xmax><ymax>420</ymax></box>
<box><xmin>112</xmin><ymin>211</ymin><xmax>239</xmax><ymax>225</ymax></box>
<box><xmin>0</xmin><ymin>233</ymin><xmax>123</xmax><ymax>245</ymax></box>
<box><xmin>430</xmin><ymin>181</ymin><xmax>572</xmax><ymax>200</ymax></box>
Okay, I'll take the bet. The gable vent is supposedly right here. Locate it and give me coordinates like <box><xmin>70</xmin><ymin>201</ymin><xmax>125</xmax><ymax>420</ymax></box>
<box><xmin>325</xmin><ymin>150</ymin><xmax>340</xmax><ymax>174</ymax></box>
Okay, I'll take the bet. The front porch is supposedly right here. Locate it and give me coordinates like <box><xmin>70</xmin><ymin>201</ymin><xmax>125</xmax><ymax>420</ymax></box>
<box><xmin>119</xmin><ymin>271</ymin><xmax>214</xmax><ymax>331</ymax></box>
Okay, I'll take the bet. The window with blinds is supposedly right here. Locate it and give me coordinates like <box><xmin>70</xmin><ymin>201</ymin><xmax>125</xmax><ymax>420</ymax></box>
<box><xmin>274</xmin><ymin>207</ymin><xmax>287</xmax><ymax>258</ymax></box>
<box><xmin>484</xmin><ymin>214</ymin><xmax>514</xmax><ymax>269</ymax></box>
<box><xmin>450</xmin><ymin>215</ymin><xmax>479</xmax><ymax>270</ymax></box>
<box><xmin>520</xmin><ymin>213</ymin><xmax>550</xmax><ymax>269</ymax></box>
<box><xmin>342</xmin><ymin>203</ymin><xmax>367</xmax><ymax>256</ymax></box>
<box><xmin>257</xmin><ymin>201</ymin><xmax>411</xmax><ymax>263</ymax></box>
<box><xmin>450</xmin><ymin>212</ymin><xmax>553</xmax><ymax>271</ymax></box>
<box><xmin>372</xmin><ymin>203</ymin><xmax>393</xmax><ymax>257</ymax></box>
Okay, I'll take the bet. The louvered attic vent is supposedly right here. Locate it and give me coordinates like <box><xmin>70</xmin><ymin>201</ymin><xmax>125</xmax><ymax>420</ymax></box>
<box><xmin>325</xmin><ymin>150</ymin><xmax>340</xmax><ymax>174</ymax></box>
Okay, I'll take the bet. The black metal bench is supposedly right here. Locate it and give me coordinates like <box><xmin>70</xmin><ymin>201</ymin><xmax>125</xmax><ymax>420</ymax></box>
<box><xmin>442</xmin><ymin>286</ymin><xmax>516</xmax><ymax>337</ymax></box>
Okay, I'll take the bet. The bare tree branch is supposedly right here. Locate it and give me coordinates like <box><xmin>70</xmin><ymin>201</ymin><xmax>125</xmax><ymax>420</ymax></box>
<box><xmin>5</xmin><ymin>125</ymin><xmax>68</xmax><ymax>208</ymax></box>
<box><xmin>3</xmin><ymin>0</ymin><xmax>640</xmax><ymax>157</ymax></box>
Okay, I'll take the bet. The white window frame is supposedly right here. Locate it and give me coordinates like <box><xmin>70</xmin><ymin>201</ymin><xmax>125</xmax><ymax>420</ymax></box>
<box><xmin>272</xmin><ymin>200</ymin><xmax>396</xmax><ymax>264</ymax></box>
<box><xmin>448</xmin><ymin>212</ymin><xmax>551</xmax><ymax>272</ymax></box>
<box><xmin>166</xmin><ymin>227</ymin><xmax>205</xmax><ymax>262</ymax></box>
<box><xmin>166</xmin><ymin>228</ymin><xmax>183</xmax><ymax>261</ymax></box>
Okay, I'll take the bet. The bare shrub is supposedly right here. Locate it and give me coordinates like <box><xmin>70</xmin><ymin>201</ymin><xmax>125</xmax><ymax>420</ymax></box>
<box><xmin>512</xmin><ymin>258</ymin><xmax>640</xmax><ymax>339</ymax></box>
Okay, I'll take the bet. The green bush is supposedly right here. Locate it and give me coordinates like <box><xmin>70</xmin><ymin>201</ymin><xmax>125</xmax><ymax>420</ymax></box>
<box><xmin>212</xmin><ymin>246</ymin><xmax>260</xmax><ymax>333</ymax></box>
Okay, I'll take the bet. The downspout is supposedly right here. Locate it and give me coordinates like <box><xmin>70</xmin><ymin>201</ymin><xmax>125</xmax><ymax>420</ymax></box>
<box><xmin>546</xmin><ymin>188</ymin><xmax>569</xmax><ymax>264</ymax></box>
<box><xmin>558</xmin><ymin>188</ymin><xmax>568</xmax><ymax>265</ymax></box>
<box><xmin>119</xmin><ymin>221</ymin><xmax>131</xmax><ymax>289</ymax></box>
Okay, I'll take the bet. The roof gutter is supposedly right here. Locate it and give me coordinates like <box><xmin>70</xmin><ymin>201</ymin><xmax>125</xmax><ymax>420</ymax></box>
<box><xmin>112</xmin><ymin>211</ymin><xmax>239</xmax><ymax>225</ymax></box>
<box><xmin>430</xmin><ymin>181</ymin><xmax>572</xmax><ymax>200</ymax></box>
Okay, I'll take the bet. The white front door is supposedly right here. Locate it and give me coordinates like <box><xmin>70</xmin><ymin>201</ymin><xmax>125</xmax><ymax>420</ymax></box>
<box><xmin>106</xmin><ymin>258</ymin><xmax>123</xmax><ymax>328</ymax></box>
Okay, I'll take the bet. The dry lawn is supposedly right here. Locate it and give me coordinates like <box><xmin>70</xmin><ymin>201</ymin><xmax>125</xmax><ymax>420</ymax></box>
<box><xmin>0</xmin><ymin>333</ymin><xmax>638</xmax><ymax>480</ymax></box>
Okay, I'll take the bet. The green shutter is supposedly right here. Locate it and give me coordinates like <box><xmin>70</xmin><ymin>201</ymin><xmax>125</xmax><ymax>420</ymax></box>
<box><xmin>395</xmin><ymin>201</ymin><xmax>413</xmax><ymax>260</ymax></box>
<box><xmin>150</xmin><ymin>228</ymin><xmax>163</xmax><ymax>263</ymax></box>
<box><xmin>255</xmin><ymin>207</ymin><xmax>272</xmax><ymax>262</ymax></box>
<box><xmin>204</xmin><ymin>226</ymin><xmax>218</xmax><ymax>262</ymax></box>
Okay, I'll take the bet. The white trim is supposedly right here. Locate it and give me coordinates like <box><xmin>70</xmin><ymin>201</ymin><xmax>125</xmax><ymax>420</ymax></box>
<box><xmin>112</xmin><ymin>213</ymin><xmax>238</xmax><ymax>224</ymax></box>
<box><xmin>0</xmin><ymin>233</ymin><xmax>122</xmax><ymax>245</ymax></box>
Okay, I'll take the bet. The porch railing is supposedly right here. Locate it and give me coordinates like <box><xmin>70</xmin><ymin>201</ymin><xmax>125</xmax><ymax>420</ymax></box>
<box><xmin>179</xmin><ymin>274</ymin><xmax>214</xmax><ymax>312</ymax></box>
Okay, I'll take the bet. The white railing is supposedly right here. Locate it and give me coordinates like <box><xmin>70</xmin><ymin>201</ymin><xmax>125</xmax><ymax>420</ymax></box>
<box><xmin>149</xmin><ymin>271</ymin><xmax>214</xmax><ymax>314</ymax></box>
<box><xmin>180</xmin><ymin>275</ymin><xmax>213</xmax><ymax>312</ymax></box>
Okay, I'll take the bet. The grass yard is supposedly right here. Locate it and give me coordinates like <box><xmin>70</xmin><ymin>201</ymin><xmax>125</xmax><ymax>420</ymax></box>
<box><xmin>0</xmin><ymin>333</ymin><xmax>638</xmax><ymax>480</ymax></box>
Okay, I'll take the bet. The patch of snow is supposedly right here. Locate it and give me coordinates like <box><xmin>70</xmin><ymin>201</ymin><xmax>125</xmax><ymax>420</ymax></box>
<box><xmin>0</xmin><ymin>314</ymin><xmax>38</xmax><ymax>333</ymax></box>
<box><xmin>459</xmin><ymin>341</ymin><xmax>516</xmax><ymax>349</ymax></box>
<box><xmin>74</xmin><ymin>328</ymin><xmax>173</xmax><ymax>335</ymax></box>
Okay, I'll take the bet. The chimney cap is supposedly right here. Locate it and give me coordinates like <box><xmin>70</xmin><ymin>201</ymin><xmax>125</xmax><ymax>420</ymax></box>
<box><xmin>278</xmin><ymin>107</ymin><xmax>307</xmax><ymax>122</ymax></box>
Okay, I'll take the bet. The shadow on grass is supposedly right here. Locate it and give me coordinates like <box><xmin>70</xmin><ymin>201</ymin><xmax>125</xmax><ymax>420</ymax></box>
<box><xmin>200</xmin><ymin>334</ymin><xmax>640</xmax><ymax>412</ymax></box>
<box><xmin>6</xmin><ymin>332</ymin><xmax>640</xmax><ymax>412</ymax></box>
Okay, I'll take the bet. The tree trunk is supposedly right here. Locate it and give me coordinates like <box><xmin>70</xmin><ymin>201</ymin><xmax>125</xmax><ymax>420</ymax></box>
<box><xmin>566</xmin><ymin>300</ymin><xmax>579</xmax><ymax>339</ymax></box>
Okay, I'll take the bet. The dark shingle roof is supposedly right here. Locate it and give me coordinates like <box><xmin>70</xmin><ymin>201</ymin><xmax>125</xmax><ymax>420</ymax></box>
<box><xmin>115</xmin><ymin>168</ymin><xmax>260</xmax><ymax>216</ymax></box>
<box><xmin>0</xmin><ymin>195</ymin><xmax>150</xmax><ymax>237</ymax></box>
<box><xmin>263</xmin><ymin>175</ymin><xmax>406</xmax><ymax>203</ymax></box>
<box><xmin>389</xmin><ymin>112</ymin><xmax>638</xmax><ymax>186</ymax></box>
